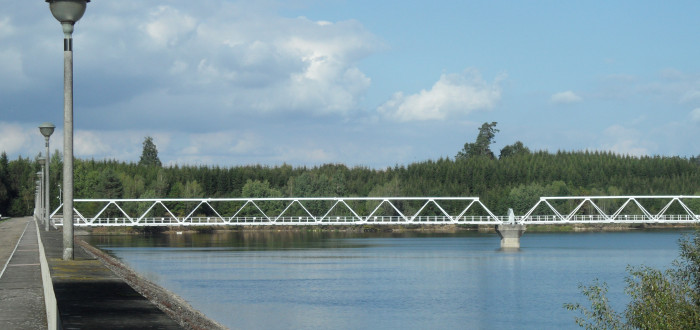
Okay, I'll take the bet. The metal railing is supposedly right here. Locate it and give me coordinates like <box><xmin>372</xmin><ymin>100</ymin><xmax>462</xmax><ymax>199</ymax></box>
<box><xmin>50</xmin><ymin>197</ymin><xmax>500</xmax><ymax>227</ymax></box>
<box><xmin>49</xmin><ymin>196</ymin><xmax>700</xmax><ymax>227</ymax></box>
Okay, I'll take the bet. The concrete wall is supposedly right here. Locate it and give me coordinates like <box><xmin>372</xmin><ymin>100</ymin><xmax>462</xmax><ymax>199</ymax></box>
<box><xmin>34</xmin><ymin>221</ymin><xmax>59</xmax><ymax>330</ymax></box>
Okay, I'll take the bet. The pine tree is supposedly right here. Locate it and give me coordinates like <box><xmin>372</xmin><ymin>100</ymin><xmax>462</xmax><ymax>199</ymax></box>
<box><xmin>456</xmin><ymin>122</ymin><xmax>499</xmax><ymax>160</ymax></box>
<box><xmin>0</xmin><ymin>152</ymin><xmax>9</xmax><ymax>215</ymax></box>
<box><xmin>138</xmin><ymin>136</ymin><xmax>162</xmax><ymax>167</ymax></box>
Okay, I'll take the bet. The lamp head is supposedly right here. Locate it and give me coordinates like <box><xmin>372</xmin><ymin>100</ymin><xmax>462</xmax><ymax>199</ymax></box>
<box><xmin>38</xmin><ymin>157</ymin><xmax>46</xmax><ymax>166</ymax></box>
<box><xmin>46</xmin><ymin>0</ymin><xmax>90</xmax><ymax>36</ymax></box>
<box><xmin>39</xmin><ymin>122</ymin><xmax>56</xmax><ymax>138</ymax></box>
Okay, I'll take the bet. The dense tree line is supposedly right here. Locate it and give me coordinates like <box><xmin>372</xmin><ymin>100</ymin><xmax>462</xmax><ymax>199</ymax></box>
<box><xmin>2</xmin><ymin>125</ymin><xmax>700</xmax><ymax>217</ymax></box>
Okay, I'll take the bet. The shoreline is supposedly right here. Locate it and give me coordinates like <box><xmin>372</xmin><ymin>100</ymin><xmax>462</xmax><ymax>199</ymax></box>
<box><xmin>76</xmin><ymin>237</ymin><xmax>227</xmax><ymax>330</ymax></box>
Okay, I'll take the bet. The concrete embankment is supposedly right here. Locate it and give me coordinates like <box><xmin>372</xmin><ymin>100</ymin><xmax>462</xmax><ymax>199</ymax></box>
<box><xmin>0</xmin><ymin>216</ymin><xmax>228</xmax><ymax>329</ymax></box>
<box><xmin>40</xmin><ymin>225</ymin><xmax>228</xmax><ymax>329</ymax></box>
<box><xmin>76</xmin><ymin>236</ymin><xmax>227</xmax><ymax>330</ymax></box>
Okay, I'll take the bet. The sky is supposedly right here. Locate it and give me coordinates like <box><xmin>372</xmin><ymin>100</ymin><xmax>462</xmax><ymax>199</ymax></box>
<box><xmin>1</xmin><ymin>0</ymin><xmax>699</xmax><ymax>168</ymax></box>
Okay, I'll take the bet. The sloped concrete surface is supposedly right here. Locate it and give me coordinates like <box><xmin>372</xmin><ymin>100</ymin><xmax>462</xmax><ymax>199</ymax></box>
<box><xmin>40</xmin><ymin>228</ymin><xmax>183</xmax><ymax>329</ymax></box>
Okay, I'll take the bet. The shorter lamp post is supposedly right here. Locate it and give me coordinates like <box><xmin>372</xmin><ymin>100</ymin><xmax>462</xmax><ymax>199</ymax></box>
<box><xmin>39</xmin><ymin>123</ymin><xmax>56</xmax><ymax>231</ymax></box>
<box><xmin>36</xmin><ymin>169</ymin><xmax>44</xmax><ymax>223</ymax></box>
<box><xmin>39</xmin><ymin>123</ymin><xmax>55</xmax><ymax>231</ymax></box>
<box><xmin>37</xmin><ymin>159</ymin><xmax>46</xmax><ymax>224</ymax></box>
<box><xmin>35</xmin><ymin>179</ymin><xmax>42</xmax><ymax>220</ymax></box>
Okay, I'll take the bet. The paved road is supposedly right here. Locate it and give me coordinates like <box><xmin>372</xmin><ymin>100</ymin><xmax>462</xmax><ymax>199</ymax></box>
<box><xmin>0</xmin><ymin>217</ymin><xmax>48</xmax><ymax>329</ymax></box>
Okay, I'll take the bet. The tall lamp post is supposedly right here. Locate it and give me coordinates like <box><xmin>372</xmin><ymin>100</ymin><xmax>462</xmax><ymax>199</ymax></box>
<box><xmin>46</xmin><ymin>0</ymin><xmax>90</xmax><ymax>260</ymax></box>
<box><xmin>39</xmin><ymin>122</ymin><xmax>55</xmax><ymax>231</ymax></box>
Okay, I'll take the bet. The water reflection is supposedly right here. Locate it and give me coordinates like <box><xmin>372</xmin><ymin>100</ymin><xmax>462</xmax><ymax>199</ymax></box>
<box><xmin>89</xmin><ymin>230</ymin><xmax>490</xmax><ymax>251</ymax></box>
<box><xmin>86</xmin><ymin>229</ymin><xmax>691</xmax><ymax>330</ymax></box>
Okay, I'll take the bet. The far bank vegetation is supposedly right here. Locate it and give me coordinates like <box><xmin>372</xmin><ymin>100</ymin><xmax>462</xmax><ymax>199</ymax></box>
<box><xmin>2</xmin><ymin>125</ymin><xmax>700</xmax><ymax>231</ymax></box>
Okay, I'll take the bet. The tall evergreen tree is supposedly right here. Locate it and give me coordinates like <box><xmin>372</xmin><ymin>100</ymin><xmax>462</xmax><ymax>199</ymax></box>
<box><xmin>138</xmin><ymin>136</ymin><xmax>162</xmax><ymax>167</ymax></box>
<box><xmin>96</xmin><ymin>169</ymin><xmax>124</xmax><ymax>199</ymax></box>
<box><xmin>0</xmin><ymin>152</ymin><xmax>9</xmax><ymax>215</ymax></box>
<box><xmin>456</xmin><ymin>122</ymin><xmax>499</xmax><ymax>160</ymax></box>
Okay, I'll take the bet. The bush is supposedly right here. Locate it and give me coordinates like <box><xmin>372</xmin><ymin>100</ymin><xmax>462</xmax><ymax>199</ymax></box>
<box><xmin>565</xmin><ymin>231</ymin><xmax>700</xmax><ymax>329</ymax></box>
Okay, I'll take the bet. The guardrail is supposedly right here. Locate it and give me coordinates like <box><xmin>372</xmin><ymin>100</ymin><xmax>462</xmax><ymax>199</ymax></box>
<box><xmin>48</xmin><ymin>196</ymin><xmax>700</xmax><ymax>227</ymax></box>
<box><xmin>51</xmin><ymin>214</ymin><xmax>700</xmax><ymax>227</ymax></box>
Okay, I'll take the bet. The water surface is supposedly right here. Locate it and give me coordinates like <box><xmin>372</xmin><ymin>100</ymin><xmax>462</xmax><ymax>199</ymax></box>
<box><xmin>87</xmin><ymin>229</ymin><xmax>692</xmax><ymax>329</ymax></box>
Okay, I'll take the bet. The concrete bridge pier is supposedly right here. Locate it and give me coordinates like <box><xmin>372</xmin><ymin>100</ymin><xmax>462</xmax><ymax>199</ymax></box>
<box><xmin>495</xmin><ymin>224</ymin><xmax>526</xmax><ymax>249</ymax></box>
<box><xmin>495</xmin><ymin>209</ymin><xmax>525</xmax><ymax>249</ymax></box>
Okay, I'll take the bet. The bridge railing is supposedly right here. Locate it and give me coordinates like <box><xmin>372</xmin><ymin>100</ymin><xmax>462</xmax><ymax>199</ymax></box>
<box><xmin>520</xmin><ymin>214</ymin><xmax>700</xmax><ymax>224</ymax></box>
<box><xmin>521</xmin><ymin>195</ymin><xmax>700</xmax><ymax>224</ymax></box>
<box><xmin>50</xmin><ymin>197</ymin><xmax>501</xmax><ymax>227</ymax></box>
<box><xmin>48</xmin><ymin>195</ymin><xmax>700</xmax><ymax>227</ymax></box>
<box><xmin>51</xmin><ymin>215</ymin><xmax>504</xmax><ymax>226</ymax></box>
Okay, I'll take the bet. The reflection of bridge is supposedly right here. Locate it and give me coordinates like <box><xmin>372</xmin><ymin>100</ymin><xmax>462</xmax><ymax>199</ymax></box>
<box><xmin>44</xmin><ymin>196</ymin><xmax>700</xmax><ymax>248</ymax></box>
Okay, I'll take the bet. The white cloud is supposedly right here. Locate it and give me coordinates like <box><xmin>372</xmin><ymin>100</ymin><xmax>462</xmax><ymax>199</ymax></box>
<box><xmin>0</xmin><ymin>17</ymin><xmax>14</xmax><ymax>39</ymax></box>
<box><xmin>66</xmin><ymin>1</ymin><xmax>382</xmax><ymax>120</ymax></box>
<box><xmin>141</xmin><ymin>6</ymin><xmax>197</xmax><ymax>48</ymax></box>
<box><xmin>550</xmin><ymin>91</ymin><xmax>582</xmax><ymax>104</ymax></box>
<box><xmin>181</xmin><ymin>131</ymin><xmax>261</xmax><ymax>156</ymax></box>
<box><xmin>681</xmin><ymin>90</ymin><xmax>700</xmax><ymax>104</ymax></box>
<box><xmin>74</xmin><ymin>131</ymin><xmax>112</xmax><ymax>156</ymax></box>
<box><xmin>691</xmin><ymin>108</ymin><xmax>700</xmax><ymax>123</ymax></box>
<box><xmin>276</xmin><ymin>147</ymin><xmax>333</xmax><ymax>164</ymax></box>
<box><xmin>0</xmin><ymin>49</ymin><xmax>29</xmax><ymax>91</ymax></box>
<box><xmin>0</xmin><ymin>122</ymin><xmax>34</xmax><ymax>155</ymax></box>
<box><xmin>378</xmin><ymin>70</ymin><xmax>503</xmax><ymax>121</ymax></box>
<box><xmin>600</xmin><ymin>125</ymin><xmax>649</xmax><ymax>156</ymax></box>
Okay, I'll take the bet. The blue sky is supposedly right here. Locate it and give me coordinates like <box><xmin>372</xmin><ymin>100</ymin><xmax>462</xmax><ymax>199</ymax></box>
<box><xmin>1</xmin><ymin>0</ymin><xmax>699</xmax><ymax>168</ymax></box>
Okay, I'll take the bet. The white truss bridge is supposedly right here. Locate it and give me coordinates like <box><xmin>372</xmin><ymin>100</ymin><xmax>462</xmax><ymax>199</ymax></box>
<box><xmin>47</xmin><ymin>196</ymin><xmax>700</xmax><ymax>227</ymax></box>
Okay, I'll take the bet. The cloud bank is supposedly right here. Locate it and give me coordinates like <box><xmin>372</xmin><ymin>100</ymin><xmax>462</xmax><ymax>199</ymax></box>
<box><xmin>378</xmin><ymin>70</ymin><xmax>503</xmax><ymax>121</ymax></box>
<box><xmin>1</xmin><ymin>1</ymin><xmax>384</xmax><ymax>131</ymax></box>
<box><xmin>550</xmin><ymin>91</ymin><xmax>582</xmax><ymax>104</ymax></box>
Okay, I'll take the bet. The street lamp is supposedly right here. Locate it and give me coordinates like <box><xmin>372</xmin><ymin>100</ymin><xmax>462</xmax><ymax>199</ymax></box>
<box><xmin>36</xmin><ymin>169</ymin><xmax>44</xmax><ymax>223</ymax></box>
<box><xmin>39</xmin><ymin>122</ymin><xmax>55</xmax><ymax>231</ymax></box>
<box><xmin>46</xmin><ymin>0</ymin><xmax>90</xmax><ymax>260</ymax></box>
<box><xmin>35</xmin><ymin>178</ymin><xmax>42</xmax><ymax>221</ymax></box>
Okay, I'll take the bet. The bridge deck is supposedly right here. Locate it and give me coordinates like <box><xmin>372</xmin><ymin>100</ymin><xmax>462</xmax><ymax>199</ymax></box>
<box><xmin>45</xmin><ymin>196</ymin><xmax>700</xmax><ymax>227</ymax></box>
<box><xmin>51</xmin><ymin>214</ymin><xmax>700</xmax><ymax>227</ymax></box>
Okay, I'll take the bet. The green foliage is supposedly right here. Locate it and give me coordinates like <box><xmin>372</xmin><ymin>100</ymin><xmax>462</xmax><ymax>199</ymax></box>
<box><xmin>499</xmin><ymin>141</ymin><xmax>531</xmax><ymax>159</ymax></box>
<box><xmin>4</xmin><ymin>130</ymin><xmax>700</xmax><ymax>217</ymax></box>
<box><xmin>566</xmin><ymin>231</ymin><xmax>700</xmax><ymax>329</ymax></box>
<box><xmin>0</xmin><ymin>152</ymin><xmax>9</xmax><ymax>215</ymax></box>
<box><xmin>564</xmin><ymin>280</ymin><xmax>627</xmax><ymax>329</ymax></box>
<box><xmin>507</xmin><ymin>183</ymin><xmax>549</xmax><ymax>214</ymax></box>
<box><xmin>96</xmin><ymin>169</ymin><xmax>124</xmax><ymax>199</ymax></box>
<box><xmin>138</xmin><ymin>136</ymin><xmax>162</xmax><ymax>167</ymax></box>
<box><xmin>242</xmin><ymin>179</ymin><xmax>282</xmax><ymax>198</ymax></box>
<box><xmin>456</xmin><ymin>122</ymin><xmax>499</xmax><ymax>160</ymax></box>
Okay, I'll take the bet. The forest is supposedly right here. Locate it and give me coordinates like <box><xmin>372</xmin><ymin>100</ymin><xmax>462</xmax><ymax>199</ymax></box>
<box><xmin>2</xmin><ymin>123</ymin><xmax>700</xmax><ymax>218</ymax></box>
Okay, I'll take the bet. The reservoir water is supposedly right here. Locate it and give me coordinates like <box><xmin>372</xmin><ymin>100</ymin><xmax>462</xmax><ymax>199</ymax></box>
<box><xmin>86</xmin><ymin>229</ymin><xmax>693</xmax><ymax>329</ymax></box>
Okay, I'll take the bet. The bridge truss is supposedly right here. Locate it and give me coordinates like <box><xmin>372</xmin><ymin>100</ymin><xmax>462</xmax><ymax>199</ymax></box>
<box><xmin>50</xmin><ymin>197</ymin><xmax>499</xmax><ymax>227</ymax></box>
<box><xmin>521</xmin><ymin>196</ymin><xmax>700</xmax><ymax>224</ymax></box>
<box><xmin>49</xmin><ymin>196</ymin><xmax>700</xmax><ymax>227</ymax></box>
